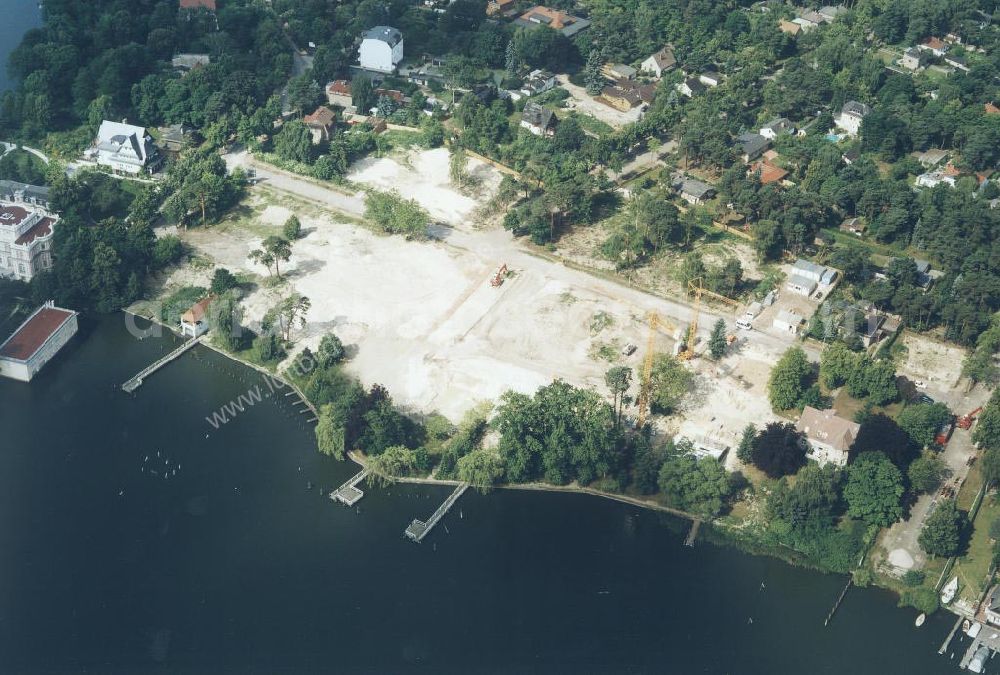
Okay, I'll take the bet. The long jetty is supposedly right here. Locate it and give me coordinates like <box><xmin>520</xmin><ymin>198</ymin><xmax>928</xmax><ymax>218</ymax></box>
<box><xmin>122</xmin><ymin>337</ymin><xmax>202</xmax><ymax>392</ymax></box>
<box><xmin>329</xmin><ymin>468</ymin><xmax>369</xmax><ymax>506</ymax></box>
<box><xmin>405</xmin><ymin>483</ymin><xmax>469</xmax><ymax>543</ymax></box>
<box><xmin>684</xmin><ymin>519</ymin><xmax>702</xmax><ymax>547</ymax></box>
<box><xmin>823</xmin><ymin>578</ymin><xmax>853</xmax><ymax>626</ymax></box>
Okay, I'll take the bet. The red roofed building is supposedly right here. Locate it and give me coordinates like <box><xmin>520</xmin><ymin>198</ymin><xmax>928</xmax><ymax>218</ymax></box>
<box><xmin>303</xmin><ymin>106</ymin><xmax>336</xmax><ymax>143</ymax></box>
<box><xmin>326</xmin><ymin>80</ymin><xmax>353</xmax><ymax>108</ymax></box>
<box><xmin>0</xmin><ymin>196</ymin><xmax>58</xmax><ymax>281</ymax></box>
<box><xmin>0</xmin><ymin>302</ymin><xmax>78</xmax><ymax>382</ymax></box>
<box><xmin>750</xmin><ymin>160</ymin><xmax>789</xmax><ymax>185</ymax></box>
<box><xmin>180</xmin><ymin>0</ymin><xmax>216</xmax><ymax>10</ymax></box>
<box><xmin>181</xmin><ymin>297</ymin><xmax>213</xmax><ymax>337</ymax></box>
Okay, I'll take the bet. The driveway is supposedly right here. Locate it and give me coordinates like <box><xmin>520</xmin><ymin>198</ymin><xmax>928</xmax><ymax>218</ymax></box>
<box><xmin>555</xmin><ymin>75</ymin><xmax>645</xmax><ymax>129</ymax></box>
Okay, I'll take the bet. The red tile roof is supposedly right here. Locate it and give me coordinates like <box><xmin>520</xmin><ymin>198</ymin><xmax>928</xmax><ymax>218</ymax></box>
<box><xmin>0</xmin><ymin>204</ymin><xmax>31</xmax><ymax>229</ymax></box>
<box><xmin>327</xmin><ymin>80</ymin><xmax>351</xmax><ymax>96</ymax></box>
<box><xmin>180</xmin><ymin>0</ymin><xmax>216</xmax><ymax>10</ymax></box>
<box><xmin>304</xmin><ymin>106</ymin><xmax>336</xmax><ymax>127</ymax></box>
<box><xmin>922</xmin><ymin>36</ymin><xmax>946</xmax><ymax>50</ymax></box>
<box><xmin>0</xmin><ymin>307</ymin><xmax>75</xmax><ymax>361</ymax></box>
<box><xmin>181</xmin><ymin>297</ymin><xmax>212</xmax><ymax>324</ymax></box>
<box><xmin>750</xmin><ymin>160</ymin><xmax>789</xmax><ymax>185</ymax></box>
<box><xmin>14</xmin><ymin>217</ymin><xmax>54</xmax><ymax>246</ymax></box>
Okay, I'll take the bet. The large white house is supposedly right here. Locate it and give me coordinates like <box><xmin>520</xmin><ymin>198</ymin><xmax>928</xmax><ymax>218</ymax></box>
<box><xmin>796</xmin><ymin>406</ymin><xmax>859</xmax><ymax>467</ymax></box>
<box><xmin>0</xmin><ymin>302</ymin><xmax>78</xmax><ymax>382</ymax></box>
<box><xmin>358</xmin><ymin>26</ymin><xmax>404</xmax><ymax>73</ymax></box>
<box><xmin>835</xmin><ymin>100</ymin><xmax>872</xmax><ymax>137</ymax></box>
<box><xmin>0</xmin><ymin>197</ymin><xmax>57</xmax><ymax>282</ymax></box>
<box><xmin>92</xmin><ymin>121</ymin><xmax>160</xmax><ymax>174</ymax></box>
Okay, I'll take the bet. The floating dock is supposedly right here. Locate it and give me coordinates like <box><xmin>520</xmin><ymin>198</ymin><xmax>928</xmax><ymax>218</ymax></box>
<box><xmin>684</xmin><ymin>519</ymin><xmax>702</xmax><ymax>547</ymax></box>
<box><xmin>405</xmin><ymin>483</ymin><xmax>469</xmax><ymax>543</ymax></box>
<box><xmin>122</xmin><ymin>337</ymin><xmax>202</xmax><ymax>392</ymax></box>
<box><xmin>330</xmin><ymin>469</ymin><xmax>369</xmax><ymax>506</ymax></box>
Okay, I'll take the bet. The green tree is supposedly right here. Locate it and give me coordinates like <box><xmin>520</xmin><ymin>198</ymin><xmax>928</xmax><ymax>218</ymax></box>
<box><xmin>275</xmin><ymin>120</ymin><xmax>314</xmax><ymax>164</ymax></box>
<box><xmin>751</xmin><ymin>422</ymin><xmax>807</xmax><ymax>478</ymax></box>
<box><xmin>283</xmin><ymin>215</ymin><xmax>302</xmax><ymax>240</ymax></box>
<box><xmin>908</xmin><ymin>452</ymin><xmax>946</xmax><ymax>494</ymax></box>
<box><xmin>898</xmin><ymin>403</ymin><xmax>953</xmax><ymax>447</ymax></box>
<box><xmin>315</xmin><ymin>404</ymin><xmax>346</xmax><ymax>459</ymax></box>
<box><xmin>262</xmin><ymin>236</ymin><xmax>292</xmax><ymax>279</ymax></box>
<box><xmin>584</xmin><ymin>49</ymin><xmax>604</xmax><ymax>96</ymax></box>
<box><xmin>456</xmin><ymin>448</ymin><xmax>506</xmax><ymax>491</ymax></box>
<box><xmin>708</xmin><ymin>319</ymin><xmax>727</xmax><ymax>360</ymax></box>
<box><xmin>919</xmin><ymin>499</ymin><xmax>964</xmax><ymax>558</ymax></box>
<box><xmin>844</xmin><ymin>452</ymin><xmax>904</xmax><ymax>528</ymax></box>
<box><xmin>208</xmin><ymin>290</ymin><xmax>244</xmax><ymax>351</ymax></box>
<box><xmin>210</xmin><ymin>267</ymin><xmax>239</xmax><ymax>295</ymax></box>
<box><xmin>768</xmin><ymin>346</ymin><xmax>813</xmax><ymax>411</ymax></box>
<box><xmin>269</xmin><ymin>293</ymin><xmax>310</xmax><ymax>342</ymax></box>
<box><xmin>604</xmin><ymin>365</ymin><xmax>632</xmax><ymax>427</ymax></box>
<box><xmin>736</xmin><ymin>423</ymin><xmax>756</xmax><ymax>464</ymax></box>
<box><xmin>364</xmin><ymin>190</ymin><xmax>430</xmax><ymax>239</ymax></box>
<box><xmin>657</xmin><ymin>443</ymin><xmax>733</xmax><ymax>517</ymax></box>
<box><xmin>768</xmin><ymin>463</ymin><xmax>842</xmax><ymax>534</ymax></box>
<box><xmin>449</xmin><ymin>145</ymin><xmax>469</xmax><ymax>188</ymax></box>
<box><xmin>973</xmin><ymin>390</ymin><xmax>1000</xmax><ymax>451</ymax></box>
<box><xmin>648</xmin><ymin>354</ymin><xmax>692</xmax><ymax>415</ymax></box>
<box><xmin>317</xmin><ymin>333</ymin><xmax>346</xmax><ymax>367</ymax></box>
<box><xmin>819</xmin><ymin>342</ymin><xmax>859</xmax><ymax>389</ymax></box>
<box><xmin>366</xmin><ymin>445</ymin><xmax>417</xmax><ymax>486</ymax></box>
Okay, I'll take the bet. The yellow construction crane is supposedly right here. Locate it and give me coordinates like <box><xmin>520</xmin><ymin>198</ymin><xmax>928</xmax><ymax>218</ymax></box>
<box><xmin>685</xmin><ymin>278</ymin><xmax>740</xmax><ymax>359</ymax></box>
<box><xmin>637</xmin><ymin>310</ymin><xmax>680</xmax><ymax>427</ymax></box>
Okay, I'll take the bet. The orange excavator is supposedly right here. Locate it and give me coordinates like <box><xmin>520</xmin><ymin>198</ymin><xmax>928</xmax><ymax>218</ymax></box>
<box><xmin>958</xmin><ymin>406</ymin><xmax>983</xmax><ymax>430</ymax></box>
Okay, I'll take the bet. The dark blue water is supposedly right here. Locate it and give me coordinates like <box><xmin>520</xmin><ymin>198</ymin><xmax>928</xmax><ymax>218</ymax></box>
<box><xmin>0</xmin><ymin>0</ymin><xmax>42</xmax><ymax>92</ymax></box>
<box><xmin>0</xmin><ymin>315</ymin><xmax>969</xmax><ymax>672</ymax></box>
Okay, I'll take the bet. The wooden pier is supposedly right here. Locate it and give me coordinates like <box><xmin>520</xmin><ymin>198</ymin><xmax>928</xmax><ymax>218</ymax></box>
<box><xmin>330</xmin><ymin>469</ymin><xmax>369</xmax><ymax>506</ymax></box>
<box><xmin>405</xmin><ymin>483</ymin><xmax>469</xmax><ymax>543</ymax></box>
<box><xmin>122</xmin><ymin>337</ymin><xmax>202</xmax><ymax>392</ymax></box>
<box><xmin>939</xmin><ymin>614</ymin><xmax>964</xmax><ymax>654</ymax></box>
<box><xmin>823</xmin><ymin>578</ymin><xmax>852</xmax><ymax>626</ymax></box>
<box><xmin>684</xmin><ymin>519</ymin><xmax>702</xmax><ymax>547</ymax></box>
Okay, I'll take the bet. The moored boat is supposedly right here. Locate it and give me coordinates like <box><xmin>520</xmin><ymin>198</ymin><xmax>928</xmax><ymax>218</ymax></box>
<box><xmin>915</xmin><ymin>613</ymin><xmax>925</xmax><ymax>627</ymax></box>
<box><xmin>941</xmin><ymin>576</ymin><xmax>959</xmax><ymax>604</ymax></box>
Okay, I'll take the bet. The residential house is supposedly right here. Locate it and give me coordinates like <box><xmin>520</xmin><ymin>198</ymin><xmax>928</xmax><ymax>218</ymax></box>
<box><xmin>158</xmin><ymin>124</ymin><xmax>188</xmax><ymax>152</ymax></box>
<box><xmin>749</xmin><ymin>159</ymin><xmax>788</xmax><ymax>185</ymax></box>
<box><xmin>520</xmin><ymin>69</ymin><xmax>556</xmax><ymax>97</ymax></box>
<box><xmin>91</xmin><ymin>120</ymin><xmax>160</xmax><ymax>175</ymax></box>
<box><xmin>916</xmin><ymin>170</ymin><xmax>957</xmax><ymax>189</ymax></box>
<box><xmin>514</xmin><ymin>6</ymin><xmax>591</xmax><ymax>37</ymax></box>
<box><xmin>520</xmin><ymin>102</ymin><xmax>556</xmax><ymax>136</ymax></box>
<box><xmin>835</xmin><ymin>100</ymin><xmax>872</xmax><ymax>136</ymax></box>
<box><xmin>180</xmin><ymin>298</ymin><xmax>212</xmax><ymax>338</ymax></box>
<box><xmin>0</xmin><ymin>302</ymin><xmax>78</xmax><ymax>383</ymax></box>
<box><xmin>737</xmin><ymin>132</ymin><xmax>770</xmax><ymax>163</ymax></box>
<box><xmin>326</xmin><ymin>80</ymin><xmax>353</xmax><ymax>108</ymax></box>
<box><xmin>600</xmin><ymin>84</ymin><xmax>642</xmax><ymax>112</ymax></box>
<box><xmin>171</xmin><ymin>53</ymin><xmax>211</xmax><ymax>72</ymax></box>
<box><xmin>841</xmin><ymin>148</ymin><xmax>860</xmax><ymax>165</ymax></box>
<box><xmin>791</xmin><ymin>258</ymin><xmax>837</xmax><ymax>285</ymax></box>
<box><xmin>359</xmin><ymin>26</ymin><xmax>404</xmax><ymax>73</ymax></box>
<box><xmin>857</xmin><ymin>306</ymin><xmax>902</xmax><ymax>347</ymax></box>
<box><xmin>817</xmin><ymin>5</ymin><xmax>846</xmax><ymax>22</ymax></box>
<box><xmin>796</xmin><ymin>406</ymin><xmax>859</xmax><ymax>467</ymax></box>
<box><xmin>676</xmin><ymin>434</ymin><xmax>729</xmax><ymax>461</ymax></box>
<box><xmin>641</xmin><ymin>47</ymin><xmax>676</xmax><ymax>78</ymax></box>
<box><xmin>900</xmin><ymin>47</ymin><xmax>921</xmax><ymax>71</ymax></box>
<box><xmin>698</xmin><ymin>71</ymin><xmax>723</xmax><ymax>88</ymax></box>
<box><xmin>179</xmin><ymin>0</ymin><xmax>216</xmax><ymax>10</ymax></box>
<box><xmin>794</xmin><ymin>10</ymin><xmax>825</xmax><ymax>31</ymax></box>
<box><xmin>985</xmin><ymin>586</ymin><xmax>1000</xmax><ymax>626</ymax></box>
<box><xmin>486</xmin><ymin>0</ymin><xmax>515</xmax><ymax>16</ymax></box>
<box><xmin>773</xmin><ymin>309</ymin><xmax>804</xmax><ymax>334</ymax></box>
<box><xmin>602</xmin><ymin>63</ymin><xmax>637</xmax><ymax>81</ymax></box>
<box><xmin>839</xmin><ymin>217</ymin><xmax>865</xmax><ymax>236</ymax></box>
<box><xmin>778</xmin><ymin>19</ymin><xmax>801</xmax><ymax>36</ymax></box>
<box><xmin>0</xmin><ymin>180</ymin><xmax>49</xmax><ymax>209</ymax></box>
<box><xmin>673</xmin><ymin>177</ymin><xmax>716</xmax><ymax>205</ymax></box>
<box><xmin>0</xmin><ymin>200</ymin><xmax>57</xmax><ymax>281</ymax></box>
<box><xmin>918</xmin><ymin>36</ymin><xmax>949</xmax><ymax>57</ymax></box>
<box><xmin>944</xmin><ymin>55</ymin><xmax>970</xmax><ymax>72</ymax></box>
<box><xmin>986</xmin><ymin>103</ymin><xmax>1000</xmax><ymax>115</ymax></box>
<box><xmin>676</xmin><ymin>77</ymin><xmax>705</xmax><ymax>98</ymax></box>
<box><xmin>759</xmin><ymin>117</ymin><xmax>795</xmax><ymax>140</ymax></box>
<box><xmin>303</xmin><ymin>106</ymin><xmax>336</xmax><ymax>143</ymax></box>
<box><xmin>915</xmin><ymin>148</ymin><xmax>949</xmax><ymax>168</ymax></box>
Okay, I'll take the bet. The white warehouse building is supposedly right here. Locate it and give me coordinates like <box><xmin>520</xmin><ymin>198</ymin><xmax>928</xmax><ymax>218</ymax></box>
<box><xmin>359</xmin><ymin>26</ymin><xmax>403</xmax><ymax>73</ymax></box>
<box><xmin>0</xmin><ymin>302</ymin><xmax>78</xmax><ymax>382</ymax></box>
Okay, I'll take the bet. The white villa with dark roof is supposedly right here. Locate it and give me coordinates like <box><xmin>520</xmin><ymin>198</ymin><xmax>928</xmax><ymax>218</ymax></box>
<box><xmin>835</xmin><ymin>101</ymin><xmax>872</xmax><ymax>137</ymax></box>
<box><xmin>91</xmin><ymin>121</ymin><xmax>161</xmax><ymax>175</ymax></box>
<box><xmin>0</xmin><ymin>197</ymin><xmax>57</xmax><ymax>282</ymax></box>
<box><xmin>359</xmin><ymin>26</ymin><xmax>404</xmax><ymax>73</ymax></box>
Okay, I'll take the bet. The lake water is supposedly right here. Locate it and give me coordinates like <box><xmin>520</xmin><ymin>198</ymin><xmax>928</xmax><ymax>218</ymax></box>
<box><xmin>0</xmin><ymin>0</ymin><xmax>42</xmax><ymax>92</ymax></box>
<box><xmin>0</xmin><ymin>314</ymin><xmax>974</xmax><ymax>672</ymax></box>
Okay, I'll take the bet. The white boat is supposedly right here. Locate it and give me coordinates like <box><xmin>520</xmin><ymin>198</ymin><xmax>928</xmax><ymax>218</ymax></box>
<box><xmin>915</xmin><ymin>613</ymin><xmax>926</xmax><ymax>627</ymax></box>
<box><xmin>967</xmin><ymin>621</ymin><xmax>983</xmax><ymax>638</ymax></box>
<box><xmin>941</xmin><ymin>576</ymin><xmax>959</xmax><ymax>604</ymax></box>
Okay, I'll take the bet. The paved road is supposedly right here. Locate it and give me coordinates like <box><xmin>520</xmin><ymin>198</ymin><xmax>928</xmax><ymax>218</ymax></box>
<box><xmin>1</xmin><ymin>141</ymin><xmax>50</xmax><ymax>164</ymax></box>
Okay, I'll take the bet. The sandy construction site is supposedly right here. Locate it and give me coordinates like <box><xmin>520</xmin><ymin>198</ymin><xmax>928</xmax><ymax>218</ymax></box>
<box><xmin>165</xmin><ymin>149</ymin><xmax>791</xmax><ymax>448</ymax></box>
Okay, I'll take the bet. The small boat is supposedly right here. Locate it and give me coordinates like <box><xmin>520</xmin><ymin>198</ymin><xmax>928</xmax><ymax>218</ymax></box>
<box><xmin>915</xmin><ymin>613</ymin><xmax>925</xmax><ymax>627</ymax></box>
<box><xmin>941</xmin><ymin>576</ymin><xmax>959</xmax><ymax>604</ymax></box>
<box><xmin>967</xmin><ymin>621</ymin><xmax>983</xmax><ymax>638</ymax></box>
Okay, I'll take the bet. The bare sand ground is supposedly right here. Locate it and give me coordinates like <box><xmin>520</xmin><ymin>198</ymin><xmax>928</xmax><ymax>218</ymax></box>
<box><xmin>160</xmin><ymin>150</ymin><xmax>800</xmax><ymax>441</ymax></box>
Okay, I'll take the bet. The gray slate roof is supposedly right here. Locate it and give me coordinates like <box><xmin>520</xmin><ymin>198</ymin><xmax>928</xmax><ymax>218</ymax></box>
<box><xmin>737</xmin><ymin>132</ymin><xmax>770</xmax><ymax>158</ymax></box>
<box><xmin>0</xmin><ymin>180</ymin><xmax>49</xmax><ymax>204</ymax></box>
<box><xmin>841</xmin><ymin>100</ymin><xmax>872</xmax><ymax>118</ymax></box>
<box><xmin>522</xmin><ymin>102</ymin><xmax>554</xmax><ymax>130</ymax></box>
<box><xmin>363</xmin><ymin>26</ymin><xmax>402</xmax><ymax>47</ymax></box>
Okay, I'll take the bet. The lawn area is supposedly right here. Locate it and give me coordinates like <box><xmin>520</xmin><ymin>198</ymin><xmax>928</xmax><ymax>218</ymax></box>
<box><xmin>953</xmin><ymin>490</ymin><xmax>999</xmax><ymax>605</ymax></box>
<box><xmin>831</xmin><ymin>388</ymin><xmax>905</xmax><ymax>422</ymax></box>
